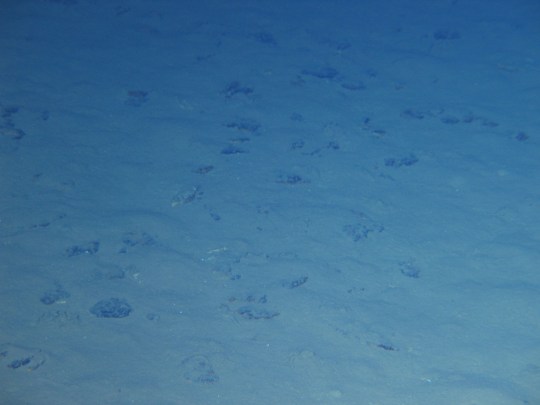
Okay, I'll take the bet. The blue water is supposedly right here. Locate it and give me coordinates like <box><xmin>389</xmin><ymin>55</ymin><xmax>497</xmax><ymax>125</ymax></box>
<box><xmin>1</xmin><ymin>0</ymin><xmax>539</xmax><ymax>404</ymax></box>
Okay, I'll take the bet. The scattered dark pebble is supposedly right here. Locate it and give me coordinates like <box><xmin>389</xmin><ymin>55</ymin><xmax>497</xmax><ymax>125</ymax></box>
<box><xmin>0</xmin><ymin>344</ymin><xmax>46</xmax><ymax>371</ymax></box>
<box><xmin>226</xmin><ymin>120</ymin><xmax>260</xmax><ymax>133</ymax></box>
<box><xmin>343</xmin><ymin>217</ymin><xmax>384</xmax><ymax>242</ymax></box>
<box><xmin>40</xmin><ymin>287</ymin><xmax>70</xmax><ymax>305</ymax></box>
<box><xmin>8</xmin><ymin>358</ymin><xmax>32</xmax><ymax>369</ymax></box>
<box><xmin>276</xmin><ymin>174</ymin><xmax>308</xmax><ymax>184</ymax></box>
<box><xmin>39</xmin><ymin>212</ymin><xmax>66</xmax><ymax>225</ymax></box>
<box><xmin>399</xmin><ymin>261</ymin><xmax>421</xmax><ymax>278</ymax></box>
<box><xmin>377</xmin><ymin>344</ymin><xmax>397</xmax><ymax>351</ymax></box>
<box><xmin>0</xmin><ymin>127</ymin><xmax>25</xmax><ymax>140</ymax></box>
<box><xmin>121</xmin><ymin>231</ymin><xmax>155</xmax><ymax>247</ymax></box>
<box><xmin>384</xmin><ymin>154</ymin><xmax>418</xmax><ymax>168</ymax></box>
<box><xmin>1</xmin><ymin>105</ymin><xmax>19</xmax><ymax>130</ymax></box>
<box><xmin>181</xmin><ymin>355</ymin><xmax>219</xmax><ymax>384</ymax></box>
<box><xmin>237</xmin><ymin>306</ymin><xmax>279</xmax><ymax>320</ymax></box>
<box><xmin>1</xmin><ymin>105</ymin><xmax>19</xmax><ymax>118</ymax></box>
<box><xmin>253</xmin><ymin>31</ymin><xmax>276</xmax><ymax>45</ymax></box>
<box><xmin>221</xmin><ymin>145</ymin><xmax>246</xmax><ymax>155</ymax></box>
<box><xmin>224</xmin><ymin>294</ymin><xmax>278</xmax><ymax>320</ymax></box>
<box><xmin>146</xmin><ymin>313</ymin><xmax>160</xmax><ymax>321</ymax></box>
<box><xmin>90</xmin><ymin>298</ymin><xmax>132</xmax><ymax>318</ymax></box>
<box><xmin>327</xmin><ymin>141</ymin><xmax>340</xmax><ymax>150</ymax></box>
<box><xmin>229</xmin><ymin>136</ymin><xmax>250</xmax><ymax>143</ymax></box>
<box><xmin>290</xmin><ymin>113</ymin><xmax>304</xmax><ymax>122</ymax></box>
<box><xmin>306</xmin><ymin>147</ymin><xmax>323</xmax><ymax>157</ymax></box>
<box><xmin>66</xmin><ymin>241</ymin><xmax>99</xmax><ymax>257</ymax></box>
<box><xmin>243</xmin><ymin>294</ymin><xmax>267</xmax><ymax>304</ymax></box>
<box><xmin>222</xmin><ymin>81</ymin><xmax>253</xmax><ymax>98</ymax></box>
<box><xmin>192</xmin><ymin>165</ymin><xmax>214</xmax><ymax>174</ymax></box>
<box><xmin>290</xmin><ymin>140</ymin><xmax>305</xmax><ymax>150</ymax></box>
<box><xmin>283</xmin><ymin>276</ymin><xmax>308</xmax><ymax>289</ymax></box>
<box><xmin>401</xmin><ymin>109</ymin><xmax>425</xmax><ymax>119</ymax></box>
<box><xmin>334</xmin><ymin>41</ymin><xmax>351</xmax><ymax>51</ymax></box>
<box><xmin>125</xmin><ymin>90</ymin><xmax>148</xmax><ymax>107</ymax></box>
<box><xmin>171</xmin><ymin>186</ymin><xmax>203</xmax><ymax>207</ymax></box>
<box><xmin>30</xmin><ymin>221</ymin><xmax>51</xmax><ymax>229</ymax></box>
